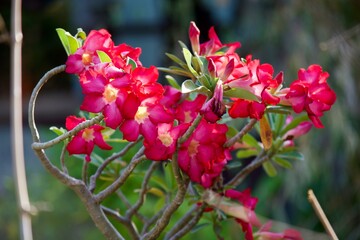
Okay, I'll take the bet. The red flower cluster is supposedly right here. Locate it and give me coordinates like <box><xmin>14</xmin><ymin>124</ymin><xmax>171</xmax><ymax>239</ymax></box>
<box><xmin>64</xmin><ymin>29</ymin><xmax>230</xmax><ymax>188</ymax></box>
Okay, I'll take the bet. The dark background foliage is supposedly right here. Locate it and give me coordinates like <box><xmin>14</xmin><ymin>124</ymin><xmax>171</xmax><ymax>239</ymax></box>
<box><xmin>1</xmin><ymin>0</ymin><xmax>359</xmax><ymax>239</ymax></box>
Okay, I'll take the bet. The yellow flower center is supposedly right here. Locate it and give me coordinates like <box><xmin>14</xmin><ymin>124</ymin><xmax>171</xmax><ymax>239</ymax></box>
<box><xmin>188</xmin><ymin>140</ymin><xmax>199</xmax><ymax>156</ymax></box>
<box><xmin>158</xmin><ymin>132</ymin><xmax>173</xmax><ymax>147</ymax></box>
<box><xmin>135</xmin><ymin>106</ymin><xmax>149</xmax><ymax>124</ymax></box>
<box><xmin>103</xmin><ymin>84</ymin><xmax>118</xmax><ymax>104</ymax></box>
<box><xmin>82</xmin><ymin>53</ymin><xmax>92</xmax><ymax>65</ymax></box>
<box><xmin>82</xmin><ymin>128</ymin><xmax>95</xmax><ymax>142</ymax></box>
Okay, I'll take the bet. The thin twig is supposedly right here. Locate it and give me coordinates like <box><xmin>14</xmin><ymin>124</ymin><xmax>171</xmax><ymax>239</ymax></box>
<box><xmin>178</xmin><ymin>114</ymin><xmax>202</xmax><ymax>144</ymax></box>
<box><xmin>126</xmin><ymin>161</ymin><xmax>160</xmax><ymax>218</ymax></box>
<box><xmin>224</xmin><ymin>118</ymin><xmax>257</xmax><ymax>148</ymax></box>
<box><xmin>89</xmin><ymin>138</ymin><xmax>142</xmax><ymax>192</ymax></box>
<box><xmin>102</xmin><ymin>206</ymin><xmax>140</xmax><ymax>240</ymax></box>
<box><xmin>59</xmin><ymin>144</ymin><xmax>69</xmax><ymax>174</ymax></box>
<box><xmin>95</xmin><ymin>147</ymin><xmax>146</xmax><ymax>203</ymax></box>
<box><xmin>168</xmin><ymin>205</ymin><xmax>205</xmax><ymax>240</ymax></box>
<box><xmin>164</xmin><ymin>204</ymin><xmax>201</xmax><ymax>239</ymax></box>
<box><xmin>308</xmin><ymin>189</ymin><xmax>338</xmax><ymax>240</ymax></box>
<box><xmin>142</xmin><ymin>178</ymin><xmax>189</xmax><ymax>240</ymax></box>
<box><xmin>82</xmin><ymin>161</ymin><xmax>89</xmax><ymax>185</ymax></box>
<box><xmin>116</xmin><ymin>190</ymin><xmax>148</xmax><ymax>224</ymax></box>
<box><xmin>32</xmin><ymin>114</ymin><xmax>104</xmax><ymax>150</ymax></box>
<box><xmin>225</xmin><ymin>150</ymin><xmax>267</xmax><ymax>187</ymax></box>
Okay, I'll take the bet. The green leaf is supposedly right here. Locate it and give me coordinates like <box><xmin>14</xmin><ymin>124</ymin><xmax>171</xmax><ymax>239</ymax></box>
<box><xmin>178</xmin><ymin>40</ymin><xmax>188</xmax><ymax>50</ymax></box>
<box><xmin>182</xmin><ymin>48</ymin><xmax>199</xmax><ymax>77</ymax></box>
<box><xmin>75</xmin><ymin>28</ymin><xmax>86</xmax><ymax>40</ymax></box>
<box><xmin>158</xmin><ymin>66</ymin><xmax>193</xmax><ymax>78</ymax></box>
<box><xmin>280</xmin><ymin>114</ymin><xmax>309</xmax><ymax>136</ymax></box>
<box><xmin>242</xmin><ymin>133</ymin><xmax>262</xmax><ymax>152</ymax></box>
<box><xmin>276</xmin><ymin>151</ymin><xmax>304</xmax><ymax>161</ymax></box>
<box><xmin>56</xmin><ymin>28</ymin><xmax>72</xmax><ymax>55</ymax></box>
<box><xmin>236</xmin><ymin>149</ymin><xmax>258</xmax><ymax>159</ymax></box>
<box><xmin>225</xmin><ymin>160</ymin><xmax>242</xmax><ymax>169</ymax></box>
<box><xmin>96</xmin><ymin>50</ymin><xmax>112</xmax><ymax>63</ymax></box>
<box><xmin>49</xmin><ymin>126</ymin><xmax>66</xmax><ymax>136</ymax></box>
<box><xmin>223</xmin><ymin>88</ymin><xmax>259</xmax><ymax>101</ymax></box>
<box><xmin>273</xmin><ymin>157</ymin><xmax>292</xmax><ymax>169</ymax></box>
<box><xmin>181</xmin><ymin>79</ymin><xmax>211</xmax><ymax>95</ymax></box>
<box><xmin>67</xmin><ymin>34</ymin><xmax>80</xmax><ymax>55</ymax></box>
<box><xmin>226</xmin><ymin>125</ymin><xmax>238</xmax><ymax>139</ymax></box>
<box><xmin>263</xmin><ymin>161</ymin><xmax>277</xmax><ymax>177</ymax></box>
<box><xmin>165</xmin><ymin>53</ymin><xmax>187</xmax><ymax>69</ymax></box>
<box><xmin>127</xmin><ymin>57</ymin><xmax>137</xmax><ymax>70</ymax></box>
<box><xmin>165</xmin><ymin>75</ymin><xmax>181</xmax><ymax>89</ymax></box>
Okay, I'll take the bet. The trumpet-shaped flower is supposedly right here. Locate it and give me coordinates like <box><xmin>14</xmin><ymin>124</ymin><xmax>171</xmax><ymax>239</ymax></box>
<box><xmin>65</xmin><ymin>29</ymin><xmax>113</xmax><ymax>74</ymax></box>
<box><xmin>144</xmin><ymin>123</ymin><xmax>189</xmax><ymax>161</ymax></box>
<box><xmin>79</xmin><ymin>69</ymin><xmax>131</xmax><ymax>129</ymax></box>
<box><xmin>178</xmin><ymin>119</ymin><xmax>229</xmax><ymax>188</ymax></box>
<box><xmin>65</xmin><ymin>115</ymin><xmax>112</xmax><ymax>162</ymax></box>
<box><xmin>285</xmin><ymin>64</ymin><xmax>336</xmax><ymax>128</ymax></box>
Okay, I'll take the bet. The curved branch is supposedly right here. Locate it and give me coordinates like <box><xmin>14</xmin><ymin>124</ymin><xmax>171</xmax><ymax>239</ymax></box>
<box><xmin>32</xmin><ymin>114</ymin><xmax>104</xmax><ymax>150</ymax></box>
<box><xmin>126</xmin><ymin>161</ymin><xmax>160</xmax><ymax>218</ymax></box>
<box><xmin>95</xmin><ymin>147</ymin><xmax>146</xmax><ymax>203</ymax></box>
<box><xmin>224</xmin><ymin>118</ymin><xmax>257</xmax><ymax>148</ymax></box>
<box><xmin>225</xmin><ymin>150</ymin><xmax>268</xmax><ymax>187</ymax></box>
<box><xmin>89</xmin><ymin>138</ymin><xmax>142</xmax><ymax>192</ymax></box>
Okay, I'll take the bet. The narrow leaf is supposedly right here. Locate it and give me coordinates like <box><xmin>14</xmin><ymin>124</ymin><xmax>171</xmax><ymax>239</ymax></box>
<box><xmin>181</xmin><ymin>79</ymin><xmax>211</xmax><ymax>95</ymax></box>
<box><xmin>273</xmin><ymin>157</ymin><xmax>292</xmax><ymax>169</ymax></box>
<box><xmin>242</xmin><ymin>133</ymin><xmax>262</xmax><ymax>152</ymax></box>
<box><xmin>165</xmin><ymin>53</ymin><xmax>187</xmax><ymax>68</ymax></box>
<box><xmin>263</xmin><ymin>161</ymin><xmax>277</xmax><ymax>177</ymax></box>
<box><xmin>56</xmin><ymin>28</ymin><xmax>71</xmax><ymax>55</ymax></box>
<box><xmin>236</xmin><ymin>149</ymin><xmax>258</xmax><ymax>159</ymax></box>
<box><xmin>223</xmin><ymin>88</ymin><xmax>259</xmax><ymax>101</ymax></box>
<box><xmin>97</xmin><ymin>50</ymin><xmax>112</xmax><ymax>63</ymax></box>
<box><xmin>49</xmin><ymin>126</ymin><xmax>66</xmax><ymax>136</ymax></box>
<box><xmin>165</xmin><ymin>75</ymin><xmax>181</xmax><ymax>89</ymax></box>
<box><xmin>276</xmin><ymin>151</ymin><xmax>304</xmax><ymax>161</ymax></box>
<box><xmin>182</xmin><ymin>48</ymin><xmax>199</xmax><ymax>77</ymax></box>
<box><xmin>259</xmin><ymin>116</ymin><xmax>273</xmax><ymax>150</ymax></box>
<box><xmin>67</xmin><ymin>34</ymin><xmax>80</xmax><ymax>54</ymax></box>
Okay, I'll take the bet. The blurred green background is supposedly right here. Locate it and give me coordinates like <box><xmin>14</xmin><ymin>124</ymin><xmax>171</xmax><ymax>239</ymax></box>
<box><xmin>1</xmin><ymin>0</ymin><xmax>359</xmax><ymax>239</ymax></box>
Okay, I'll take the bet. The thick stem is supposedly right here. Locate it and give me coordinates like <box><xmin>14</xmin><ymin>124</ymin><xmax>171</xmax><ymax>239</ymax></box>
<box><xmin>11</xmin><ymin>0</ymin><xmax>33</xmax><ymax>239</ymax></box>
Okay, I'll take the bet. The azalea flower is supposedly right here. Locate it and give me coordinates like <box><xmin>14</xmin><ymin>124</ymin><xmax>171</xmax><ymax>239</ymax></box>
<box><xmin>65</xmin><ymin>29</ymin><xmax>113</xmax><ymax>74</ymax></box>
<box><xmin>284</xmin><ymin>64</ymin><xmax>336</xmax><ymax>128</ymax></box>
<box><xmin>255</xmin><ymin>222</ymin><xmax>302</xmax><ymax>240</ymax></box>
<box><xmin>65</xmin><ymin>115</ymin><xmax>112</xmax><ymax>162</ymax></box>
<box><xmin>178</xmin><ymin>119</ymin><xmax>229</xmax><ymax>188</ymax></box>
<box><xmin>282</xmin><ymin>116</ymin><xmax>312</xmax><ymax>147</ymax></box>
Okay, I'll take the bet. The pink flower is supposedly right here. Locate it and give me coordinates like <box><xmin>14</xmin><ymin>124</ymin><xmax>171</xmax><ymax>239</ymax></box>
<box><xmin>285</xmin><ymin>64</ymin><xmax>336</xmax><ymax>128</ymax></box>
<box><xmin>79</xmin><ymin>68</ymin><xmax>131</xmax><ymax>129</ymax></box>
<box><xmin>256</xmin><ymin>222</ymin><xmax>302</xmax><ymax>240</ymax></box>
<box><xmin>65</xmin><ymin>29</ymin><xmax>113</xmax><ymax>74</ymax></box>
<box><xmin>65</xmin><ymin>116</ymin><xmax>112</xmax><ymax>162</ymax></box>
<box><xmin>225</xmin><ymin>189</ymin><xmax>260</xmax><ymax>240</ymax></box>
<box><xmin>229</xmin><ymin>99</ymin><xmax>266</xmax><ymax>120</ymax></box>
<box><xmin>120</xmin><ymin>100</ymin><xmax>174</xmax><ymax>142</ymax></box>
<box><xmin>175</xmin><ymin>94</ymin><xmax>207</xmax><ymax>124</ymax></box>
<box><xmin>178</xmin><ymin>119</ymin><xmax>229</xmax><ymax>188</ymax></box>
<box><xmin>144</xmin><ymin>123</ymin><xmax>189</xmax><ymax>161</ymax></box>
<box><xmin>188</xmin><ymin>21</ymin><xmax>241</xmax><ymax>56</ymax></box>
<box><xmin>110</xmin><ymin>43</ymin><xmax>142</xmax><ymax>72</ymax></box>
<box><xmin>282</xmin><ymin>116</ymin><xmax>312</xmax><ymax>147</ymax></box>
<box><xmin>131</xmin><ymin>66</ymin><xmax>164</xmax><ymax>101</ymax></box>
